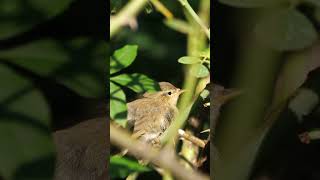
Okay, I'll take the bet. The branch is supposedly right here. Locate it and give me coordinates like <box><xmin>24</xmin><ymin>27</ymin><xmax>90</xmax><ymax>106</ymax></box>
<box><xmin>110</xmin><ymin>0</ymin><xmax>149</xmax><ymax>38</ymax></box>
<box><xmin>177</xmin><ymin>0</ymin><xmax>210</xmax><ymax>39</ymax></box>
<box><xmin>110</xmin><ymin>124</ymin><xmax>210</xmax><ymax>180</ymax></box>
<box><xmin>178</xmin><ymin>129</ymin><xmax>207</xmax><ymax>148</ymax></box>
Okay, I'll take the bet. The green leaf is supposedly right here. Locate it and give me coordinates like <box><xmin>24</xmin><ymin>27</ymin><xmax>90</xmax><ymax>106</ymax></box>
<box><xmin>0</xmin><ymin>38</ymin><xmax>107</xmax><ymax>98</ymax></box>
<box><xmin>178</xmin><ymin>56</ymin><xmax>201</xmax><ymax>64</ymax></box>
<box><xmin>191</xmin><ymin>64</ymin><xmax>209</xmax><ymax>78</ymax></box>
<box><xmin>0</xmin><ymin>0</ymin><xmax>72</xmax><ymax>39</ymax></box>
<box><xmin>255</xmin><ymin>9</ymin><xmax>318</xmax><ymax>51</ymax></box>
<box><xmin>218</xmin><ymin>0</ymin><xmax>288</xmax><ymax>8</ymax></box>
<box><xmin>110</xmin><ymin>45</ymin><xmax>138</xmax><ymax>74</ymax></box>
<box><xmin>110</xmin><ymin>82</ymin><xmax>127</xmax><ymax>127</ymax></box>
<box><xmin>110</xmin><ymin>155</ymin><xmax>151</xmax><ymax>179</ymax></box>
<box><xmin>111</xmin><ymin>73</ymin><xmax>160</xmax><ymax>93</ymax></box>
<box><xmin>288</xmin><ymin>88</ymin><xmax>319</xmax><ymax>122</ymax></box>
<box><xmin>0</xmin><ymin>64</ymin><xmax>54</xmax><ymax>179</ymax></box>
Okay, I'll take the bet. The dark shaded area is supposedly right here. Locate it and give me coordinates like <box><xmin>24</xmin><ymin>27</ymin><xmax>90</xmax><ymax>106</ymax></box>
<box><xmin>0</xmin><ymin>0</ymin><xmax>107</xmax><ymax>49</ymax></box>
<box><xmin>13</xmin><ymin>155</ymin><xmax>55</xmax><ymax>180</ymax></box>
<box><xmin>252</xmin><ymin>70</ymin><xmax>320</xmax><ymax>180</ymax></box>
<box><xmin>212</xmin><ymin>1</ymin><xmax>237</xmax><ymax>87</ymax></box>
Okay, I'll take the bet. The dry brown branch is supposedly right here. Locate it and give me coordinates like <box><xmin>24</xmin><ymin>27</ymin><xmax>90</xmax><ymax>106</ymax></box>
<box><xmin>178</xmin><ymin>129</ymin><xmax>206</xmax><ymax>148</ymax></box>
<box><xmin>110</xmin><ymin>123</ymin><xmax>210</xmax><ymax>180</ymax></box>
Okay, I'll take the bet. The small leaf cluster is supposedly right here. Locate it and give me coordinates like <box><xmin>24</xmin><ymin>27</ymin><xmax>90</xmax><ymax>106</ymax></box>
<box><xmin>178</xmin><ymin>48</ymin><xmax>210</xmax><ymax>78</ymax></box>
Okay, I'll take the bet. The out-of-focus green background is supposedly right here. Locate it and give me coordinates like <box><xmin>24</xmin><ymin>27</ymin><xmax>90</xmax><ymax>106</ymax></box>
<box><xmin>0</xmin><ymin>0</ymin><xmax>106</xmax><ymax>179</ymax></box>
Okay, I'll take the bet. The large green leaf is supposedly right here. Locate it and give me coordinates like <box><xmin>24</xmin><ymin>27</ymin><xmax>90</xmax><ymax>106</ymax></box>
<box><xmin>0</xmin><ymin>38</ymin><xmax>107</xmax><ymax>98</ymax></box>
<box><xmin>110</xmin><ymin>45</ymin><xmax>138</xmax><ymax>74</ymax></box>
<box><xmin>110</xmin><ymin>155</ymin><xmax>150</xmax><ymax>179</ymax></box>
<box><xmin>110</xmin><ymin>73</ymin><xmax>159</xmax><ymax>93</ymax></box>
<box><xmin>255</xmin><ymin>9</ymin><xmax>318</xmax><ymax>51</ymax></box>
<box><xmin>0</xmin><ymin>0</ymin><xmax>73</xmax><ymax>40</ymax></box>
<box><xmin>218</xmin><ymin>0</ymin><xmax>288</xmax><ymax>8</ymax></box>
<box><xmin>0</xmin><ymin>63</ymin><xmax>54</xmax><ymax>179</ymax></box>
<box><xmin>110</xmin><ymin>82</ymin><xmax>127</xmax><ymax>127</ymax></box>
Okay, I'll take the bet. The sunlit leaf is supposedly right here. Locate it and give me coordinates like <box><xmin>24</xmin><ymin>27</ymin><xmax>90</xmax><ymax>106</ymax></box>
<box><xmin>110</xmin><ymin>82</ymin><xmax>127</xmax><ymax>127</ymax></box>
<box><xmin>111</xmin><ymin>73</ymin><xmax>159</xmax><ymax>93</ymax></box>
<box><xmin>178</xmin><ymin>56</ymin><xmax>201</xmax><ymax>64</ymax></box>
<box><xmin>110</xmin><ymin>45</ymin><xmax>138</xmax><ymax>74</ymax></box>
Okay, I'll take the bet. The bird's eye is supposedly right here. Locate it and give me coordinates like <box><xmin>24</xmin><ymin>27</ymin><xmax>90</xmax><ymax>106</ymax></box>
<box><xmin>167</xmin><ymin>91</ymin><xmax>172</xmax><ymax>95</ymax></box>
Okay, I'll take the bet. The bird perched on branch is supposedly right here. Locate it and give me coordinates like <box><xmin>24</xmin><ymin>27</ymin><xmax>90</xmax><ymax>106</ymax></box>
<box><xmin>127</xmin><ymin>82</ymin><xmax>185</xmax><ymax>147</ymax></box>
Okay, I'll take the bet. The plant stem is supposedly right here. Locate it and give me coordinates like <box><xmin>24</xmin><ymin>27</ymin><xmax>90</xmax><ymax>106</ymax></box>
<box><xmin>177</xmin><ymin>0</ymin><xmax>210</xmax><ymax>40</ymax></box>
<box><xmin>150</xmin><ymin>0</ymin><xmax>174</xmax><ymax>19</ymax></box>
<box><xmin>110</xmin><ymin>0</ymin><xmax>149</xmax><ymax>38</ymax></box>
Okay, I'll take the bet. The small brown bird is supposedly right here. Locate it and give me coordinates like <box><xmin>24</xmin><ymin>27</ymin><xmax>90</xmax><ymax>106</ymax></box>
<box><xmin>127</xmin><ymin>82</ymin><xmax>185</xmax><ymax>146</ymax></box>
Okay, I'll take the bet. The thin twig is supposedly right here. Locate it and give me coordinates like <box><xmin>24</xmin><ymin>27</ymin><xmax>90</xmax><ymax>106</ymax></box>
<box><xmin>178</xmin><ymin>129</ymin><xmax>206</xmax><ymax>148</ymax></box>
<box><xmin>150</xmin><ymin>0</ymin><xmax>173</xmax><ymax>19</ymax></box>
<box><xmin>177</xmin><ymin>0</ymin><xmax>210</xmax><ymax>39</ymax></box>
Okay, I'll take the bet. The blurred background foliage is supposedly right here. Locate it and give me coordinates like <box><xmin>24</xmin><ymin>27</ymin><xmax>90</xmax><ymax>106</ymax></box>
<box><xmin>0</xmin><ymin>0</ymin><xmax>106</xmax><ymax>179</ymax></box>
<box><xmin>214</xmin><ymin>0</ymin><xmax>320</xmax><ymax>180</ymax></box>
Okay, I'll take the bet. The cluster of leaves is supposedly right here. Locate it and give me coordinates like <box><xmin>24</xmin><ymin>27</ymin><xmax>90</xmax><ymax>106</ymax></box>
<box><xmin>178</xmin><ymin>48</ymin><xmax>210</xmax><ymax>78</ymax></box>
<box><xmin>219</xmin><ymin>0</ymin><xmax>319</xmax><ymax>51</ymax></box>
<box><xmin>0</xmin><ymin>1</ymin><xmax>106</xmax><ymax>179</ymax></box>
<box><xmin>110</xmin><ymin>45</ymin><xmax>159</xmax><ymax>127</ymax></box>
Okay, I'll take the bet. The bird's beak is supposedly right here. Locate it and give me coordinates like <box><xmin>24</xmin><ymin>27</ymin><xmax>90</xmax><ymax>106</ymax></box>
<box><xmin>178</xmin><ymin>89</ymin><xmax>186</xmax><ymax>94</ymax></box>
